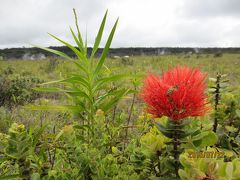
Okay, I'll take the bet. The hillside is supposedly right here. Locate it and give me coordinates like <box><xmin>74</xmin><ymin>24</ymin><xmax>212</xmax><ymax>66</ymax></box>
<box><xmin>1</xmin><ymin>47</ymin><xmax>240</xmax><ymax>60</ymax></box>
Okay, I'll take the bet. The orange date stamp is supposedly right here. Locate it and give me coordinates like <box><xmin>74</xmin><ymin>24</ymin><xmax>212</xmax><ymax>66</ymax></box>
<box><xmin>188</xmin><ymin>151</ymin><xmax>224</xmax><ymax>158</ymax></box>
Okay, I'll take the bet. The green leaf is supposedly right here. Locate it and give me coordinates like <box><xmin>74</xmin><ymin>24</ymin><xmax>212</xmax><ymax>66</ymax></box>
<box><xmin>156</xmin><ymin>120</ymin><xmax>194</xmax><ymax>139</ymax></box>
<box><xmin>179</xmin><ymin>128</ymin><xmax>198</xmax><ymax>138</ymax></box>
<box><xmin>34</xmin><ymin>87</ymin><xmax>63</xmax><ymax>93</ymax></box>
<box><xmin>167</xmin><ymin>119</ymin><xmax>191</xmax><ymax>128</ymax></box>
<box><xmin>155</xmin><ymin>122</ymin><xmax>173</xmax><ymax>138</ymax></box>
<box><xmin>84</xmin><ymin>30</ymin><xmax>88</xmax><ymax>56</ymax></box>
<box><xmin>48</xmin><ymin>33</ymin><xmax>88</xmax><ymax>64</ymax></box>
<box><xmin>100</xmin><ymin>88</ymin><xmax>129</xmax><ymax>112</ymax></box>
<box><xmin>94</xmin><ymin>88</ymin><xmax>129</xmax><ymax>106</ymax></box>
<box><xmin>192</xmin><ymin>139</ymin><xmax>202</xmax><ymax>147</ymax></box>
<box><xmin>41</xmin><ymin>76</ymin><xmax>90</xmax><ymax>91</ymax></box>
<box><xmin>31</xmin><ymin>125</ymin><xmax>48</xmax><ymax>148</ymax></box>
<box><xmin>90</xmin><ymin>10</ymin><xmax>108</xmax><ymax>59</ymax></box>
<box><xmin>64</xmin><ymin>89</ymin><xmax>91</xmax><ymax>102</ymax></box>
<box><xmin>94</xmin><ymin>18</ymin><xmax>119</xmax><ymax>76</ymax></box>
<box><xmin>73</xmin><ymin>8</ymin><xmax>85</xmax><ymax>52</ymax></box>
<box><xmin>73</xmin><ymin>124</ymin><xmax>90</xmax><ymax>130</ymax></box>
<box><xmin>192</xmin><ymin>131</ymin><xmax>208</xmax><ymax>141</ymax></box>
<box><xmin>93</xmin><ymin>74</ymin><xmax>132</xmax><ymax>92</ymax></box>
<box><xmin>33</xmin><ymin>45</ymin><xmax>73</xmax><ymax>61</ymax></box>
<box><xmin>192</xmin><ymin>131</ymin><xmax>218</xmax><ymax>148</ymax></box>
<box><xmin>70</xmin><ymin>27</ymin><xmax>85</xmax><ymax>54</ymax></box>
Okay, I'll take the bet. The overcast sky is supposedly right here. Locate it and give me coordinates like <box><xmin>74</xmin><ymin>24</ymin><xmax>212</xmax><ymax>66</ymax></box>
<box><xmin>0</xmin><ymin>0</ymin><xmax>240</xmax><ymax>49</ymax></box>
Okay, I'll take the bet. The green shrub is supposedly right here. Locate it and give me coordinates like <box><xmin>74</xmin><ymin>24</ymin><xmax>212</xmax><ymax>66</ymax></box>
<box><xmin>0</xmin><ymin>69</ymin><xmax>43</xmax><ymax>107</ymax></box>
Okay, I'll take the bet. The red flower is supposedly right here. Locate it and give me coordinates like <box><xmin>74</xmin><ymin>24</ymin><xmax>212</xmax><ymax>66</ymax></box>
<box><xmin>141</xmin><ymin>66</ymin><xmax>209</xmax><ymax>121</ymax></box>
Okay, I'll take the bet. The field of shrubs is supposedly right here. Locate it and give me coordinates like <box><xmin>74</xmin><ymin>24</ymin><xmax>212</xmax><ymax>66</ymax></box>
<box><xmin>0</xmin><ymin>10</ymin><xmax>240</xmax><ymax>180</ymax></box>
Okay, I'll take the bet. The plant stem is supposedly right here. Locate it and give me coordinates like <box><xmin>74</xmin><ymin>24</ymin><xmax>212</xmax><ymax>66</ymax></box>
<box><xmin>172</xmin><ymin>121</ymin><xmax>181</xmax><ymax>178</ymax></box>
<box><xmin>213</xmin><ymin>73</ymin><xmax>221</xmax><ymax>133</ymax></box>
<box><xmin>125</xmin><ymin>88</ymin><xmax>136</xmax><ymax>146</ymax></box>
<box><xmin>173</xmin><ymin>137</ymin><xmax>179</xmax><ymax>177</ymax></box>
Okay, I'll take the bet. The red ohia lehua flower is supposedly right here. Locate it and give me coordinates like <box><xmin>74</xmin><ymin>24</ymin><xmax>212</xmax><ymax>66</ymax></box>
<box><xmin>141</xmin><ymin>66</ymin><xmax>209</xmax><ymax>121</ymax></box>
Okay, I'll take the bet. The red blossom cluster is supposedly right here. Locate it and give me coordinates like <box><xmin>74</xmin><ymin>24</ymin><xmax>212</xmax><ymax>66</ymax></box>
<box><xmin>141</xmin><ymin>66</ymin><xmax>209</xmax><ymax>121</ymax></box>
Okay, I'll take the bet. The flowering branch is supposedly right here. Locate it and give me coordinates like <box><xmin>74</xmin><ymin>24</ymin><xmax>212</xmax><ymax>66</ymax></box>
<box><xmin>141</xmin><ymin>66</ymin><xmax>209</xmax><ymax>177</ymax></box>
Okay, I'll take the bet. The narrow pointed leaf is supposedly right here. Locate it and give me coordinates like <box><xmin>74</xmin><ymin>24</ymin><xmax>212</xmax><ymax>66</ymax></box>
<box><xmin>84</xmin><ymin>27</ymin><xmax>88</xmax><ymax>56</ymax></box>
<box><xmin>70</xmin><ymin>27</ymin><xmax>85</xmax><ymax>54</ymax></box>
<box><xmin>48</xmin><ymin>33</ymin><xmax>88</xmax><ymax>64</ymax></box>
<box><xmin>90</xmin><ymin>10</ymin><xmax>108</xmax><ymax>59</ymax></box>
<box><xmin>93</xmin><ymin>74</ymin><xmax>132</xmax><ymax>92</ymax></box>
<box><xmin>33</xmin><ymin>45</ymin><xmax>73</xmax><ymax>61</ymax></box>
<box><xmin>155</xmin><ymin>122</ymin><xmax>173</xmax><ymax>138</ymax></box>
<box><xmin>94</xmin><ymin>88</ymin><xmax>128</xmax><ymax>106</ymax></box>
<box><xmin>66</xmin><ymin>90</ymin><xmax>92</xmax><ymax>102</ymax></box>
<box><xmin>100</xmin><ymin>88</ymin><xmax>129</xmax><ymax>112</ymax></box>
<box><xmin>73</xmin><ymin>8</ymin><xmax>85</xmax><ymax>52</ymax></box>
<box><xmin>94</xmin><ymin>18</ymin><xmax>119</xmax><ymax>75</ymax></box>
<box><xmin>178</xmin><ymin>128</ymin><xmax>198</xmax><ymax>138</ymax></box>
<box><xmin>34</xmin><ymin>87</ymin><xmax>63</xmax><ymax>93</ymax></box>
<box><xmin>40</xmin><ymin>76</ymin><xmax>90</xmax><ymax>90</ymax></box>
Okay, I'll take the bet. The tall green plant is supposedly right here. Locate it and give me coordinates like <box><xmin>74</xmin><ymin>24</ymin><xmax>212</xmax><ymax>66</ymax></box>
<box><xmin>32</xmin><ymin>9</ymin><xmax>134</xmax><ymax>138</ymax></box>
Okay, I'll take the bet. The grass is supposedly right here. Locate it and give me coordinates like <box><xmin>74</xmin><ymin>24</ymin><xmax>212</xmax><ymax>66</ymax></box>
<box><xmin>1</xmin><ymin>53</ymin><xmax>240</xmax><ymax>84</ymax></box>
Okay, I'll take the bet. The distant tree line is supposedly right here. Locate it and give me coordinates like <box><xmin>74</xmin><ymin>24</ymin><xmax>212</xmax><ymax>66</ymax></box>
<box><xmin>0</xmin><ymin>46</ymin><xmax>240</xmax><ymax>60</ymax></box>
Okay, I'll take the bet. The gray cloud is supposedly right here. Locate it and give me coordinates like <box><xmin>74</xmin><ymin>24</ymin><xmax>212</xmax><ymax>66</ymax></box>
<box><xmin>0</xmin><ymin>0</ymin><xmax>240</xmax><ymax>48</ymax></box>
<box><xmin>0</xmin><ymin>0</ymin><xmax>107</xmax><ymax>48</ymax></box>
<box><xmin>180</xmin><ymin>0</ymin><xmax>240</xmax><ymax>18</ymax></box>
